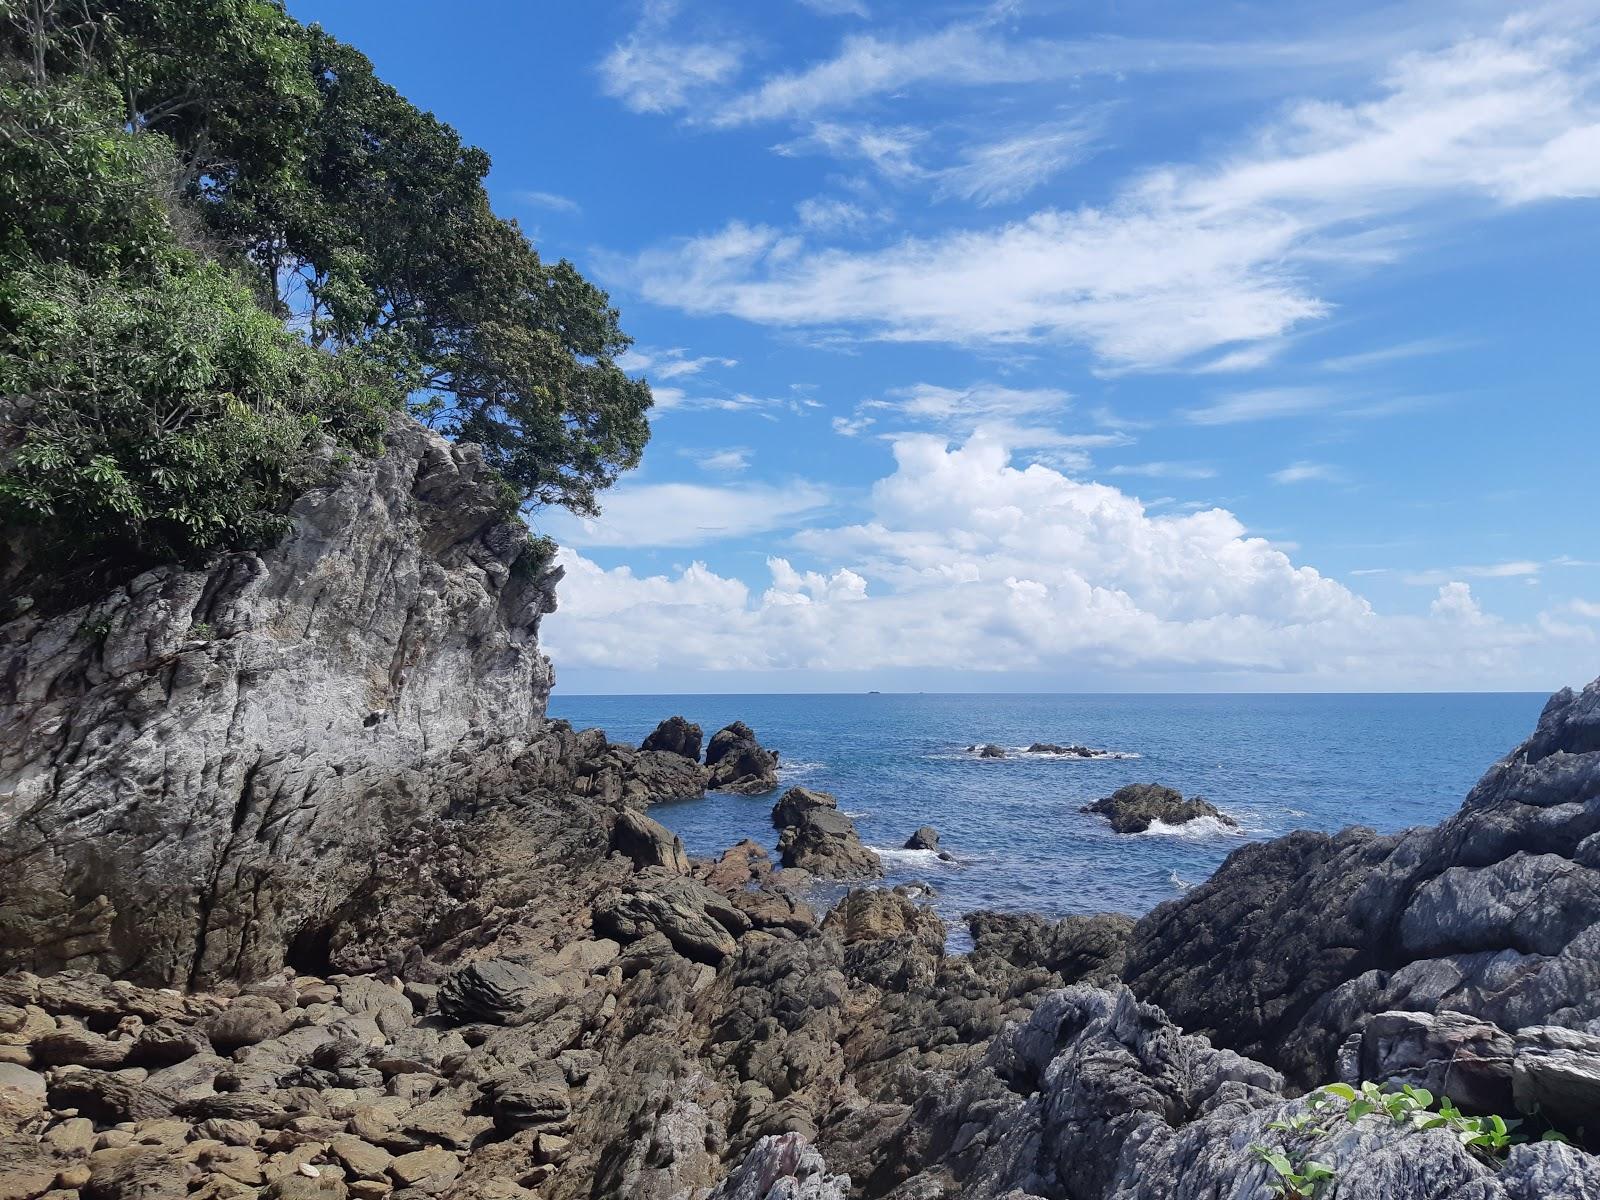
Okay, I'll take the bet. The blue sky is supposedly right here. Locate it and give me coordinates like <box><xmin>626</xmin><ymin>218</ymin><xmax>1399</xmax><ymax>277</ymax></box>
<box><xmin>292</xmin><ymin>0</ymin><xmax>1599</xmax><ymax>692</ymax></box>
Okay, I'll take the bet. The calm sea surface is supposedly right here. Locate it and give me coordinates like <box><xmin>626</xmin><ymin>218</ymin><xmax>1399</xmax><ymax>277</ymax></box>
<box><xmin>547</xmin><ymin>693</ymin><xmax>1545</xmax><ymax>942</ymax></box>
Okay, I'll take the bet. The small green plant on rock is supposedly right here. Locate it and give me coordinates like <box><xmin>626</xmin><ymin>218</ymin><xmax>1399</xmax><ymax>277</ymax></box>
<box><xmin>1314</xmin><ymin>1082</ymin><xmax>1567</xmax><ymax>1166</ymax></box>
<box><xmin>1250</xmin><ymin>1144</ymin><xmax>1335</xmax><ymax>1199</ymax></box>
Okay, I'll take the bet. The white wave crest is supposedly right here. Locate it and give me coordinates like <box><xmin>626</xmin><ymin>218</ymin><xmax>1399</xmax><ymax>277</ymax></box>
<box><xmin>1138</xmin><ymin>815</ymin><xmax>1244</xmax><ymax>840</ymax></box>
<box><xmin>872</xmin><ymin>846</ymin><xmax>961</xmax><ymax>869</ymax></box>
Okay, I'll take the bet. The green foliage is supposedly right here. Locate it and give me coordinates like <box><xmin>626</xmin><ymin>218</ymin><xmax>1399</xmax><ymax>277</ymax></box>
<box><xmin>0</xmin><ymin>259</ymin><xmax>393</xmax><ymax>594</ymax></box>
<box><xmin>1313</xmin><ymin>1081</ymin><xmax>1567</xmax><ymax>1166</ymax></box>
<box><xmin>85</xmin><ymin>0</ymin><xmax>652</xmax><ymax>515</ymax></box>
<box><xmin>2</xmin><ymin>0</ymin><xmax>650</xmax><ymax>605</ymax></box>
<box><xmin>1249</xmin><ymin>1144</ymin><xmax>1335</xmax><ymax>1199</ymax></box>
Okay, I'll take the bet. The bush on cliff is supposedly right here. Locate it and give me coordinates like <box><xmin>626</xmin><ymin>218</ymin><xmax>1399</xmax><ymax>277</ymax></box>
<box><xmin>1</xmin><ymin>0</ymin><xmax>651</xmax><ymax>603</ymax></box>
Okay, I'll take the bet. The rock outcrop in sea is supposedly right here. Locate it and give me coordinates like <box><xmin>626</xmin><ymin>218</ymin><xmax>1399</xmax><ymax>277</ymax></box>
<box><xmin>1</xmin><ymin>416</ymin><xmax>1596</xmax><ymax>1198</ymax></box>
<box><xmin>1083</xmin><ymin>783</ymin><xmax>1239</xmax><ymax>834</ymax></box>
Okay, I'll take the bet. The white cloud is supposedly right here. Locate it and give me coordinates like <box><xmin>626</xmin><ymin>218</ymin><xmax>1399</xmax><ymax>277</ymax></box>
<box><xmin>1184</xmin><ymin>388</ymin><xmax>1336</xmax><ymax>425</ymax></box>
<box><xmin>518</xmin><ymin>190</ymin><xmax>581</xmax><ymax>213</ymax></box>
<box><xmin>1319</xmin><ymin>336</ymin><xmax>1467</xmax><ymax>372</ymax></box>
<box><xmin>1271</xmin><ymin>460</ymin><xmax>1347</xmax><ymax>484</ymax></box>
<box><xmin>1404</xmin><ymin>559</ymin><xmax>1545</xmax><ymax>585</ymax></box>
<box><xmin>1569</xmin><ymin>599</ymin><xmax>1600</xmax><ymax>619</ymax></box>
<box><xmin>832</xmin><ymin>414</ymin><xmax>876</xmax><ymax>437</ymax></box>
<box><xmin>794</xmin><ymin>0</ymin><xmax>869</xmax><ymax>19</ymax></box>
<box><xmin>935</xmin><ymin>118</ymin><xmax>1102</xmax><ymax>206</ymax></box>
<box><xmin>684</xmin><ymin>447</ymin><xmax>751</xmax><ymax>473</ymax></box>
<box><xmin>542</xmin><ymin>480</ymin><xmax>827</xmax><ymax>548</ymax></box>
<box><xmin>1109</xmin><ymin>461</ymin><xmax>1218</xmax><ymax>480</ymax></box>
<box><xmin>630</xmin><ymin>18</ymin><xmax>1600</xmax><ymax>367</ymax></box>
<box><xmin>544</xmin><ymin>432</ymin><xmax>1583</xmax><ymax>685</ymax></box>
<box><xmin>795</xmin><ymin>196</ymin><xmax>887</xmax><ymax>233</ymax></box>
<box><xmin>1430</xmin><ymin>580</ymin><xmax>1485</xmax><ymax>624</ymax></box>
<box><xmin>599</xmin><ymin>1</ymin><xmax>742</xmax><ymax>114</ymax></box>
<box><xmin>775</xmin><ymin>122</ymin><xmax>926</xmax><ymax>181</ymax></box>
<box><xmin>619</xmin><ymin>346</ymin><xmax>739</xmax><ymax>380</ymax></box>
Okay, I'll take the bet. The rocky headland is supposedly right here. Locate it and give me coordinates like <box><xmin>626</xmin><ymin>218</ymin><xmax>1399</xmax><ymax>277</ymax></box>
<box><xmin>1</xmin><ymin>420</ymin><xmax>1596</xmax><ymax>1199</ymax></box>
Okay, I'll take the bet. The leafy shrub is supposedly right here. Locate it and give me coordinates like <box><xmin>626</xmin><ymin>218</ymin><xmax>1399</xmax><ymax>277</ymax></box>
<box><xmin>1316</xmin><ymin>1081</ymin><xmax>1569</xmax><ymax>1163</ymax></box>
<box><xmin>0</xmin><ymin>259</ymin><xmax>394</xmax><ymax>598</ymax></box>
<box><xmin>1249</xmin><ymin>1143</ymin><xmax>1334</xmax><ymax>1198</ymax></box>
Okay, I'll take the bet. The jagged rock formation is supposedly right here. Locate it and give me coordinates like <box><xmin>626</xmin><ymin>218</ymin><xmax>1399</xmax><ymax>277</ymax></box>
<box><xmin>1125</xmin><ymin>677</ymin><xmax>1600</xmax><ymax>1100</ymax></box>
<box><xmin>640</xmin><ymin>717</ymin><xmax>703</xmax><ymax>762</ymax></box>
<box><xmin>1083</xmin><ymin>783</ymin><xmax>1237</xmax><ymax>834</ymax></box>
<box><xmin>3</xmin><ymin>411</ymin><xmax>1598</xmax><ymax>1196</ymax></box>
<box><xmin>706</xmin><ymin>723</ymin><xmax>780</xmax><ymax>795</ymax></box>
<box><xmin>770</xmin><ymin>790</ymin><xmax>880</xmax><ymax>881</ymax></box>
<box><xmin>0</xmin><ymin>418</ymin><xmax>562</xmax><ymax>987</ymax></box>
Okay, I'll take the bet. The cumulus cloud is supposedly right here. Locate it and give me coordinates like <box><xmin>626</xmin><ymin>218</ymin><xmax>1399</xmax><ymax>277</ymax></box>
<box><xmin>541</xmin><ymin>433</ymin><xmax>1584</xmax><ymax>685</ymax></box>
<box><xmin>628</xmin><ymin>18</ymin><xmax>1600</xmax><ymax>367</ymax></box>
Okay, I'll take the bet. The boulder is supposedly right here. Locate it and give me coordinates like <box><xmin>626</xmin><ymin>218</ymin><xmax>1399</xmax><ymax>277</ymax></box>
<box><xmin>436</xmin><ymin>960</ymin><xmax>561</xmax><ymax>1026</ymax></box>
<box><xmin>771</xmin><ymin>787</ymin><xmax>837</xmax><ymax>829</ymax></box>
<box><xmin>968</xmin><ymin>744</ymin><xmax>1006</xmax><ymax>759</ymax></box>
<box><xmin>612</xmin><ymin>809</ymin><xmax>691</xmax><ymax>874</ymax></box>
<box><xmin>778</xmin><ymin>809</ymin><xmax>882</xmax><ymax>881</ymax></box>
<box><xmin>1082</xmin><ymin>783</ymin><xmax>1237</xmax><ymax>834</ymax></box>
<box><xmin>1347</xmin><ymin>1009</ymin><xmax>1515</xmax><ymax>1115</ymax></box>
<box><xmin>707</xmin><ymin>1133</ymin><xmax>849</xmax><ymax>1199</ymax></box>
<box><xmin>641</xmin><ymin>716</ymin><xmax>704</xmax><ymax>761</ymax></box>
<box><xmin>706</xmin><ymin>722</ymin><xmax>780</xmax><ymax>794</ymax></box>
<box><xmin>593</xmin><ymin>874</ymin><xmax>752</xmax><ymax>964</ymax></box>
<box><xmin>1513</xmin><ymin>1025</ymin><xmax>1600</xmax><ymax>1132</ymax></box>
<box><xmin>903</xmin><ymin>826</ymin><xmax>939</xmax><ymax>851</ymax></box>
<box><xmin>0</xmin><ymin>1062</ymin><xmax>46</xmax><ymax>1133</ymax></box>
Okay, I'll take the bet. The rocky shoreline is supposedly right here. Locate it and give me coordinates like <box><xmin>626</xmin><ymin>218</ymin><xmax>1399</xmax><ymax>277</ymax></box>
<box><xmin>2</xmin><ymin>421</ymin><xmax>1596</xmax><ymax>1199</ymax></box>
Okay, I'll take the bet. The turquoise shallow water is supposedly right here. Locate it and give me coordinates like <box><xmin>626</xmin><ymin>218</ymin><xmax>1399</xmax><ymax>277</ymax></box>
<box><xmin>547</xmin><ymin>692</ymin><xmax>1546</xmax><ymax>937</ymax></box>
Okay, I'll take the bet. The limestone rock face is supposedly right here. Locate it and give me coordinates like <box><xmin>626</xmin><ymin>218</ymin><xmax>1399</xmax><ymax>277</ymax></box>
<box><xmin>1127</xmin><ymin>676</ymin><xmax>1600</xmax><ymax>1090</ymax></box>
<box><xmin>0</xmin><ymin>416</ymin><xmax>561</xmax><ymax>986</ymax></box>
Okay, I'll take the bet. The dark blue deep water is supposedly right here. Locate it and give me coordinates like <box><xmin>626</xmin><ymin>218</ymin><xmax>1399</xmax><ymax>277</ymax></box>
<box><xmin>547</xmin><ymin>693</ymin><xmax>1545</xmax><ymax>941</ymax></box>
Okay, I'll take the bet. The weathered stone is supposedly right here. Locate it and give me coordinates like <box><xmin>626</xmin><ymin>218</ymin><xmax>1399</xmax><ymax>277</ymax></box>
<box><xmin>640</xmin><ymin>716</ymin><xmax>703</xmax><ymax>761</ymax></box>
<box><xmin>611</xmin><ymin>810</ymin><xmax>691</xmax><ymax>875</ymax></box>
<box><xmin>388</xmin><ymin>1147</ymin><xmax>461</xmax><ymax>1194</ymax></box>
<box><xmin>777</xmin><ymin>809</ymin><xmax>881</xmax><ymax>881</ymax></box>
<box><xmin>1082</xmin><ymin>783</ymin><xmax>1236</xmax><ymax>834</ymax></box>
<box><xmin>436</xmin><ymin>960</ymin><xmax>560</xmax><ymax>1026</ymax></box>
<box><xmin>0</xmin><ymin>417</ymin><xmax>560</xmax><ymax>986</ymax></box>
<box><xmin>706</xmin><ymin>723</ymin><xmax>780</xmax><ymax>794</ymax></box>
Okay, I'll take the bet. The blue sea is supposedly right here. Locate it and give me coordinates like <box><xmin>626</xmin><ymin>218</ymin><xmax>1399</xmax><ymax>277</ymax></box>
<box><xmin>547</xmin><ymin>693</ymin><xmax>1546</xmax><ymax>943</ymax></box>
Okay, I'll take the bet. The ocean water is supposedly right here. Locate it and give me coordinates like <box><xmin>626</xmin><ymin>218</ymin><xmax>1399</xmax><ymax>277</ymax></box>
<box><xmin>547</xmin><ymin>692</ymin><xmax>1546</xmax><ymax>942</ymax></box>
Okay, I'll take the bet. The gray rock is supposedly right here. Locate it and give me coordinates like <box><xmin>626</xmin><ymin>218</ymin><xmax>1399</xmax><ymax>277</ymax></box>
<box><xmin>777</xmin><ymin>808</ymin><xmax>882</xmax><ymax>881</ymax></box>
<box><xmin>1350</xmin><ymin>1009</ymin><xmax>1514</xmax><ymax>1115</ymax></box>
<box><xmin>1513</xmin><ymin>1025</ymin><xmax>1600</xmax><ymax>1132</ymax></box>
<box><xmin>641</xmin><ymin>716</ymin><xmax>704</xmax><ymax>761</ymax></box>
<box><xmin>1082</xmin><ymin>783</ymin><xmax>1237</xmax><ymax>834</ymax></box>
<box><xmin>709</xmin><ymin>1133</ymin><xmax>850</xmax><ymax>1199</ymax></box>
<box><xmin>903</xmin><ymin>826</ymin><xmax>939</xmax><ymax>851</ymax></box>
<box><xmin>0</xmin><ymin>416</ymin><xmax>560</xmax><ymax>986</ymax></box>
<box><xmin>772</xmin><ymin>786</ymin><xmax>837</xmax><ymax>829</ymax></box>
<box><xmin>707</xmin><ymin>722</ymin><xmax>780</xmax><ymax>794</ymax></box>
<box><xmin>436</xmin><ymin>959</ymin><xmax>561</xmax><ymax>1026</ymax></box>
<box><xmin>1126</xmin><ymin>675</ymin><xmax>1600</xmax><ymax>1098</ymax></box>
<box><xmin>612</xmin><ymin>809</ymin><xmax>691</xmax><ymax>874</ymax></box>
<box><xmin>593</xmin><ymin>873</ymin><xmax>752</xmax><ymax>964</ymax></box>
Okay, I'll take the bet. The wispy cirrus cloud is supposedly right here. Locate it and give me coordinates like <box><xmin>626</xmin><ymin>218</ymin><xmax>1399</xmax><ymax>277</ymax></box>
<box><xmin>625</xmin><ymin>16</ymin><xmax>1600</xmax><ymax>369</ymax></box>
<box><xmin>1183</xmin><ymin>388</ymin><xmax>1336</xmax><ymax>425</ymax></box>
<box><xmin>1271</xmin><ymin>460</ymin><xmax>1348</xmax><ymax>484</ymax></box>
<box><xmin>599</xmin><ymin>1</ymin><xmax>743</xmax><ymax>114</ymax></box>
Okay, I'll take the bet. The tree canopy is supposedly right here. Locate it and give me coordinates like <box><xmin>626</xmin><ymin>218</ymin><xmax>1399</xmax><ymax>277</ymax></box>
<box><xmin>2</xmin><ymin>0</ymin><xmax>651</xmax><ymax>604</ymax></box>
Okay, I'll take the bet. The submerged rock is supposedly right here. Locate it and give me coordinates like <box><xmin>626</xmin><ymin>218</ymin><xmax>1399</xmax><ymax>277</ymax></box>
<box><xmin>1083</xmin><ymin>782</ymin><xmax>1237</xmax><ymax>834</ymax></box>
<box><xmin>1027</xmin><ymin>742</ymin><xmax>1098</xmax><ymax>757</ymax></box>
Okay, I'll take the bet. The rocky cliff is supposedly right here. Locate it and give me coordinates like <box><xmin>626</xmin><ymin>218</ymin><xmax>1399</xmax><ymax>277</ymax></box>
<box><xmin>1126</xmin><ymin>678</ymin><xmax>1600</xmax><ymax>1127</ymax></box>
<box><xmin>0</xmin><ymin>421</ymin><xmax>1596</xmax><ymax>1198</ymax></box>
<box><xmin>0</xmin><ymin>418</ymin><xmax>560</xmax><ymax>987</ymax></box>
